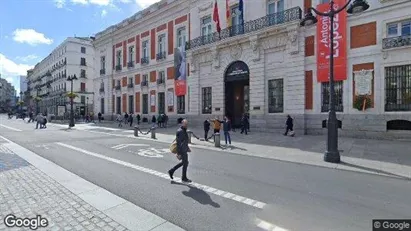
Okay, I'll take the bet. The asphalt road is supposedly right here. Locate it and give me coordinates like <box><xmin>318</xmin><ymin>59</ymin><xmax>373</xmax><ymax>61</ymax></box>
<box><xmin>1</xmin><ymin>117</ymin><xmax>410</xmax><ymax>231</ymax></box>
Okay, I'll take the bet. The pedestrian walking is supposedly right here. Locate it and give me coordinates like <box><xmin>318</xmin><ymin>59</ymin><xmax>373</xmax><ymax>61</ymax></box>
<box><xmin>35</xmin><ymin>113</ymin><xmax>43</xmax><ymax>129</ymax></box>
<box><xmin>151</xmin><ymin>115</ymin><xmax>156</xmax><ymax>127</ymax></box>
<box><xmin>203</xmin><ymin>119</ymin><xmax>210</xmax><ymax>141</ymax></box>
<box><xmin>222</xmin><ymin>116</ymin><xmax>232</xmax><ymax>146</ymax></box>
<box><xmin>168</xmin><ymin>119</ymin><xmax>192</xmax><ymax>183</ymax></box>
<box><xmin>116</xmin><ymin>114</ymin><xmax>123</xmax><ymax>127</ymax></box>
<box><xmin>129</xmin><ymin>113</ymin><xmax>134</xmax><ymax>127</ymax></box>
<box><xmin>98</xmin><ymin>112</ymin><xmax>102</xmax><ymax>123</ymax></box>
<box><xmin>240</xmin><ymin>113</ymin><xmax>248</xmax><ymax>135</ymax></box>
<box><xmin>284</xmin><ymin>115</ymin><xmax>295</xmax><ymax>137</ymax></box>
<box><xmin>136</xmin><ymin>114</ymin><xmax>141</xmax><ymax>125</ymax></box>
<box><xmin>124</xmin><ymin>113</ymin><xmax>129</xmax><ymax>124</ymax></box>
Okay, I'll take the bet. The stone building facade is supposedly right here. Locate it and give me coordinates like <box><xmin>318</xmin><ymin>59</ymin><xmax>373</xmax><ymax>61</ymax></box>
<box><xmin>27</xmin><ymin>37</ymin><xmax>95</xmax><ymax>117</ymax></box>
<box><xmin>92</xmin><ymin>0</ymin><xmax>190</xmax><ymax>120</ymax></box>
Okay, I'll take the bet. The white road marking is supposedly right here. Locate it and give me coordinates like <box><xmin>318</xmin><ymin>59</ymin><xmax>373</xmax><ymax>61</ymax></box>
<box><xmin>34</xmin><ymin>144</ymin><xmax>50</xmax><ymax>150</ymax></box>
<box><xmin>111</xmin><ymin>144</ymin><xmax>149</xmax><ymax>150</ymax></box>
<box><xmin>0</xmin><ymin>124</ymin><xmax>22</xmax><ymax>131</ymax></box>
<box><xmin>55</xmin><ymin>142</ymin><xmax>267</xmax><ymax>209</ymax></box>
<box><xmin>256</xmin><ymin>219</ymin><xmax>289</xmax><ymax>231</ymax></box>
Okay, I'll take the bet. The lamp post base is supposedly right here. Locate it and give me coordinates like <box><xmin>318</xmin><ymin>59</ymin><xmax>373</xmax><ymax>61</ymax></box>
<box><xmin>324</xmin><ymin>150</ymin><xmax>341</xmax><ymax>163</ymax></box>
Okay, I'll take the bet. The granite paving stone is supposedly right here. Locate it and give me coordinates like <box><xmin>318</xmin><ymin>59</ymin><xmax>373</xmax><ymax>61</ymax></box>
<box><xmin>0</xmin><ymin>150</ymin><xmax>130</xmax><ymax>231</ymax></box>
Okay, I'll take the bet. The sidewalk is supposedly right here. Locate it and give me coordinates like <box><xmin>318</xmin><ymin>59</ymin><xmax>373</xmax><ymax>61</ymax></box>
<box><xmin>0</xmin><ymin>136</ymin><xmax>184</xmax><ymax>231</ymax></box>
<box><xmin>85</xmin><ymin>121</ymin><xmax>411</xmax><ymax>180</ymax></box>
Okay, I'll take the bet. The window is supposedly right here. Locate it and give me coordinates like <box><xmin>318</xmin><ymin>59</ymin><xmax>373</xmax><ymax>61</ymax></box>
<box><xmin>81</xmin><ymin>47</ymin><xmax>86</xmax><ymax>54</ymax></box>
<box><xmin>100</xmin><ymin>98</ymin><xmax>105</xmax><ymax>114</ymax></box>
<box><xmin>177</xmin><ymin>27</ymin><xmax>187</xmax><ymax>48</ymax></box>
<box><xmin>158</xmin><ymin>92</ymin><xmax>165</xmax><ymax>114</ymax></box>
<box><xmin>81</xmin><ymin>96</ymin><xmax>86</xmax><ymax>104</ymax></box>
<box><xmin>100</xmin><ymin>56</ymin><xmax>106</xmax><ymax>69</ymax></box>
<box><xmin>177</xmin><ymin>95</ymin><xmax>185</xmax><ymax>114</ymax></box>
<box><xmin>128</xmin><ymin>77</ymin><xmax>133</xmax><ymax>84</ymax></box>
<box><xmin>321</xmin><ymin>81</ymin><xmax>343</xmax><ymax>112</ymax></box>
<box><xmin>80</xmin><ymin>82</ymin><xmax>86</xmax><ymax>92</ymax></box>
<box><xmin>116</xmin><ymin>50</ymin><xmax>122</xmax><ymax>66</ymax></box>
<box><xmin>320</xmin><ymin>0</ymin><xmax>330</xmax><ymax>3</ymax></box>
<box><xmin>268</xmin><ymin>79</ymin><xmax>284</xmax><ymax>113</ymax></box>
<box><xmin>80</xmin><ymin>69</ymin><xmax>86</xmax><ymax>78</ymax></box>
<box><xmin>116</xmin><ymin>97</ymin><xmax>121</xmax><ymax>114</ymax></box>
<box><xmin>80</xmin><ymin>58</ymin><xmax>86</xmax><ymax>66</ymax></box>
<box><xmin>128</xmin><ymin>95</ymin><xmax>134</xmax><ymax>113</ymax></box>
<box><xmin>142</xmin><ymin>41</ymin><xmax>149</xmax><ymax>58</ymax></box>
<box><xmin>387</xmin><ymin>20</ymin><xmax>411</xmax><ymax>37</ymax></box>
<box><xmin>267</xmin><ymin>0</ymin><xmax>284</xmax><ymax>14</ymax></box>
<box><xmin>142</xmin><ymin>94</ymin><xmax>148</xmax><ymax>114</ymax></box>
<box><xmin>116</xmin><ymin>80</ymin><xmax>121</xmax><ymax>86</ymax></box>
<box><xmin>202</xmin><ymin>87</ymin><xmax>212</xmax><ymax>114</ymax></box>
<box><xmin>385</xmin><ymin>64</ymin><xmax>411</xmax><ymax>111</ymax></box>
<box><xmin>128</xmin><ymin>46</ymin><xmax>134</xmax><ymax>63</ymax></box>
<box><xmin>158</xmin><ymin>34</ymin><xmax>166</xmax><ymax>54</ymax></box>
<box><xmin>158</xmin><ymin>71</ymin><xmax>165</xmax><ymax>83</ymax></box>
<box><xmin>142</xmin><ymin>74</ymin><xmax>148</xmax><ymax>83</ymax></box>
<box><xmin>201</xmin><ymin>16</ymin><xmax>213</xmax><ymax>43</ymax></box>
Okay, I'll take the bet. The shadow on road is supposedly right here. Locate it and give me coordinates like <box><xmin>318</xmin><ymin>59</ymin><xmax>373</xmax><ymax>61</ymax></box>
<box><xmin>340</xmin><ymin>161</ymin><xmax>411</xmax><ymax>181</ymax></box>
<box><xmin>171</xmin><ymin>181</ymin><xmax>220</xmax><ymax>208</ymax></box>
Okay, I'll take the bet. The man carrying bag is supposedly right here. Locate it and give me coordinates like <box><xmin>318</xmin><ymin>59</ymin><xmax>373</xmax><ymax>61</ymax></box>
<box><xmin>168</xmin><ymin>119</ymin><xmax>191</xmax><ymax>183</ymax></box>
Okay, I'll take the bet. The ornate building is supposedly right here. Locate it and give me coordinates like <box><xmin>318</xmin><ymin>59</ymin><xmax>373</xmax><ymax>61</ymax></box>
<box><xmin>92</xmin><ymin>0</ymin><xmax>190</xmax><ymax>120</ymax></box>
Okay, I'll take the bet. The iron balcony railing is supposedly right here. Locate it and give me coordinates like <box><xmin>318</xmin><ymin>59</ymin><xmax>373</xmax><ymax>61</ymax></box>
<box><xmin>141</xmin><ymin>81</ymin><xmax>148</xmax><ymax>87</ymax></box>
<box><xmin>115</xmin><ymin>65</ymin><xmax>122</xmax><ymax>71</ymax></box>
<box><xmin>99</xmin><ymin>88</ymin><xmax>104</xmax><ymax>93</ymax></box>
<box><xmin>115</xmin><ymin>85</ymin><xmax>121</xmax><ymax>90</ymax></box>
<box><xmin>156</xmin><ymin>52</ymin><xmax>166</xmax><ymax>61</ymax></box>
<box><xmin>156</xmin><ymin>78</ymin><xmax>165</xmax><ymax>85</ymax></box>
<box><xmin>186</xmin><ymin>7</ymin><xmax>302</xmax><ymax>50</ymax></box>
<box><xmin>383</xmin><ymin>35</ymin><xmax>411</xmax><ymax>49</ymax></box>
<box><xmin>128</xmin><ymin>83</ymin><xmax>134</xmax><ymax>88</ymax></box>
<box><xmin>127</xmin><ymin>61</ymin><xmax>134</xmax><ymax>68</ymax></box>
<box><xmin>141</xmin><ymin>57</ymin><xmax>149</xmax><ymax>65</ymax></box>
<box><xmin>100</xmin><ymin>69</ymin><xmax>106</xmax><ymax>75</ymax></box>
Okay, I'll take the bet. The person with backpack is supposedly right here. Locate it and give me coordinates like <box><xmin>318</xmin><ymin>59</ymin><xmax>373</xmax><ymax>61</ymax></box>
<box><xmin>168</xmin><ymin>119</ymin><xmax>192</xmax><ymax>183</ymax></box>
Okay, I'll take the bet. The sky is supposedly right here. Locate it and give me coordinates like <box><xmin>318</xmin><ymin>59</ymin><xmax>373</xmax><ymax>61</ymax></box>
<box><xmin>0</xmin><ymin>0</ymin><xmax>161</xmax><ymax>94</ymax></box>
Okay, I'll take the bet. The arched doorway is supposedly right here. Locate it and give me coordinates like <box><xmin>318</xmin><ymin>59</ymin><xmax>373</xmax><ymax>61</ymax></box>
<box><xmin>224</xmin><ymin>61</ymin><xmax>250</xmax><ymax>128</ymax></box>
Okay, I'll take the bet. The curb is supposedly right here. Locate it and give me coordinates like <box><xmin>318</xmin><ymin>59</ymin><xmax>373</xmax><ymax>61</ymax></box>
<box><xmin>0</xmin><ymin>135</ymin><xmax>185</xmax><ymax>231</ymax></box>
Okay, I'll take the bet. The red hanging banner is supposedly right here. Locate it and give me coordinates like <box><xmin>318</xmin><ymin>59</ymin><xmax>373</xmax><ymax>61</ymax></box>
<box><xmin>316</xmin><ymin>0</ymin><xmax>347</xmax><ymax>82</ymax></box>
<box><xmin>174</xmin><ymin>46</ymin><xmax>187</xmax><ymax>96</ymax></box>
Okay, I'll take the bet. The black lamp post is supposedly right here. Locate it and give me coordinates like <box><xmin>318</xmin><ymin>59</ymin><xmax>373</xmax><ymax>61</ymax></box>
<box><xmin>67</xmin><ymin>74</ymin><xmax>77</xmax><ymax>128</ymax></box>
<box><xmin>300</xmin><ymin>0</ymin><xmax>370</xmax><ymax>163</ymax></box>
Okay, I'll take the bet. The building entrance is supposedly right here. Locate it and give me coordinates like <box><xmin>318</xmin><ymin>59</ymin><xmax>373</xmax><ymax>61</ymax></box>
<box><xmin>224</xmin><ymin>61</ymin><xmax>250</xmax><ymax>128</ymax></box>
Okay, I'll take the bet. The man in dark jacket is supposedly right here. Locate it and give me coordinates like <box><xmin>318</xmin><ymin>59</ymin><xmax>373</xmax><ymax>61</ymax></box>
<box><xmin>168</xmin><ymin>119</ymin><xmax>191</xmax><ymax>183</ymax></box>
<box><xmin>284</xmin><ymin>115</ymin><xmax>294</xmax><ymax>136</ymax></box>
<box><xmin>203</xmin><ymin>119</ymin><xmax>210</xmax><ymax>141</ymax></box>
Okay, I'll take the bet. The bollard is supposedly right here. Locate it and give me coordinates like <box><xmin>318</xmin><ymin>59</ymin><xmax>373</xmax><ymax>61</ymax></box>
<box><xmin>187</xmin><ymin>130</ymin><xmax>192</xmax><ymax>144</ymax></box>
<box><xmin>214</xmin><ymin>133</ymin><xmax>220</xmax><ymax>147</ymax></box>
<box><xmin>134</xmin><ymin>126</ymin><xmax>139</xmax><ymax>137</ymax></box>
<box><xmin>151</xmin><ymin>127</ymin><xmax>156</xmax><ymax>139</ymax></box>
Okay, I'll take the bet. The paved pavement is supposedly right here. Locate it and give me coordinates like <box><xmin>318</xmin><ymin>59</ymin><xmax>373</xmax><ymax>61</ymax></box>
<box><xmin>1</xmin><ymin>116</ymin><xmax>411</xmax><ymax>231</ymax></box>
<box><xmin>54</xmin><ymin>120</ymin><xmax>411</xmax><ymax>179</ymax></box>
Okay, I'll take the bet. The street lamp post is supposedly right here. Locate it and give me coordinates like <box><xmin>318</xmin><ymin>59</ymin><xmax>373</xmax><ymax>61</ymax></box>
<box><xmin>300</xmin><ymin>0</ymin><xmax>370</xmax><ymax>163</ymax></box>
<box><xmin>19</xmin><ymin>91</ymin><xmax>23</xmax><ymax>113</ymax></box>
<box><xmin>67</xmin><ymin>74</ymin><xmax>77</xmax><ymax>128</ymax></box>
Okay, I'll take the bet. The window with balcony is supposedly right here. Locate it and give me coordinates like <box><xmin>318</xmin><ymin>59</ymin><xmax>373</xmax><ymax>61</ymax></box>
<box><xmin>141</xmin><ymin>74</ymin><xmax>148</xmax><ymax>87</ymax></box>
<box><xmin>158</xmin><ymin>92</ymin><xmax>165</xmax><ymax>114</ymax></box>
<box><xmin>100</xmin><ymin>56</ymin><xmax>106</xmax><ymax>75</ymax></box>
<box><xmin>142</xmin><ymin>41</ymin><xmax>149</xmax><ymax>64</ymax></box>
<box><xmin>157</xmin><ymin>71</ymin><xmax>165</xmax><ymax>84</ymax></box>
<box><xmin>385</xmin><ymin>64</ymin><xmax>411</xmax><ymax>112</ymax></box>
<box><xmin>383</xmin><ymin>20</ymin><xmax>411</xmax><ymax>49</ymax></box>
<box><xmin>80</xmin><ymin>58</ymin><xmax>86</xmax><ymax>66</ymax></box>
<box><xmin>177</xmin><ymin>27</ymin><xmax>187</xmax><ymax>48</ymax></box>
<box><xmin>116</xmin><ymin>50</ymin><xmax>122</xmax><ymax>70</ymax></box>
<box><xmin>201</xmin><ymin>16</ymin><xmax>213</xmax><ymax>43</ymax></box>
<box><xmin>100</xmin><ymin>98</ymin><xmax>105</xmax><ymax>114</ymax></box>
<box><xmin>202</xmin><ymin>87</ymin><xmax>212</xmax><ymax>114</ymax></box>
<box><xmin>142</xmin><ymin>94</ymin><xmax>148</xmax><ymax>114</ymax></box>
<box><xmin>128</xmin><ymin>95</ymin><xmax>134</xmax><ymax>113</ymax></box>
<box><xmin>268</xmin><ymin>79</ymin><xmax>284</xmax><ymax>113</ymax></box>
<box><xmin>128</xmin><ymin>46</ymin><xmax>134</xmax><ymax>67</ymax></box>
<box><xmin>267</xmin><ymin>0</ymin><xmax>285</xmax><ymax>25</ymax></box>
<box><xmin>81</xmin><ymin>47</ymin><xmax>86</xmax><ymax>54</ymax></box>
<box><xmin>116</xmin><ymin>80</ymin><xmax>121</xmax><ymax>90</ymax></box>
<box><xmin>157</xmin><ymin>35</ymin><xmax>166</xmax><ymax>60</ymax></box>
<box><xmin>321</xmin><ymin>81</ymin><xmax>343</xmax><ymax>112</ymax></box>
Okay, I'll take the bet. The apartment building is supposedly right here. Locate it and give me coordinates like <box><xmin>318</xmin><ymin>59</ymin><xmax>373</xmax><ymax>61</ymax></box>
<box><xmin>92</xmin><ymin>0</ymin><xmax>190</xmax><ymax>120</ymax></box>
<box><xmin>0</xmin><ymin>78</ymin><xmax>16</xmax><ymax>112</ymax></box>
<box><xmin>27</xmin><ymin>37</ymin><xmax>95</xmax><ymax>116</ymax></box>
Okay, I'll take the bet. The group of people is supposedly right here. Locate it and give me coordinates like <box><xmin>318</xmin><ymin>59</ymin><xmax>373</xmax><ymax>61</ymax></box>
<box><xmin>114</xmin><ymin>112</ymin><xmax>169</xmax><ymax>128</ymax></box>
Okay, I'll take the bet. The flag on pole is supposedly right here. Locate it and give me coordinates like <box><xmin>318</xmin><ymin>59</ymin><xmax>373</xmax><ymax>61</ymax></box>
<box><xmin>238</xmin><ymin>0</ymin><xmax>244</xmax><ymax>26</ymax></box>
<box><xmin>226</xmin><ymin>0</ymin><xmax>231</xmax><ymax>28</ymax></box>
<box><xmin>213</xmin><ymin>0</ymin><xmax>221</xmax><ymax>33</ymax></box>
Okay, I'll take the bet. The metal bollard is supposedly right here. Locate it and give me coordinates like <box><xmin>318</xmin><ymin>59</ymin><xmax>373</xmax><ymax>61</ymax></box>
<box><xmin>134</xmin><ymin>126</ymin><xmax>139</xmax><ymax>137</ymax></box>
<box><xmin>151</xmin><ymin>127</ymin><xmax>156</xmax><ymax>139</ymax></box>
<box><xmin>214</xmin><ymin>133</ymin><xmax>220</xmax><ymax>147</ymax></box>
<box><xmin>187</xmin><ymin>130</ymin><xmax>192</xmax><ymax>144</ymax></box>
